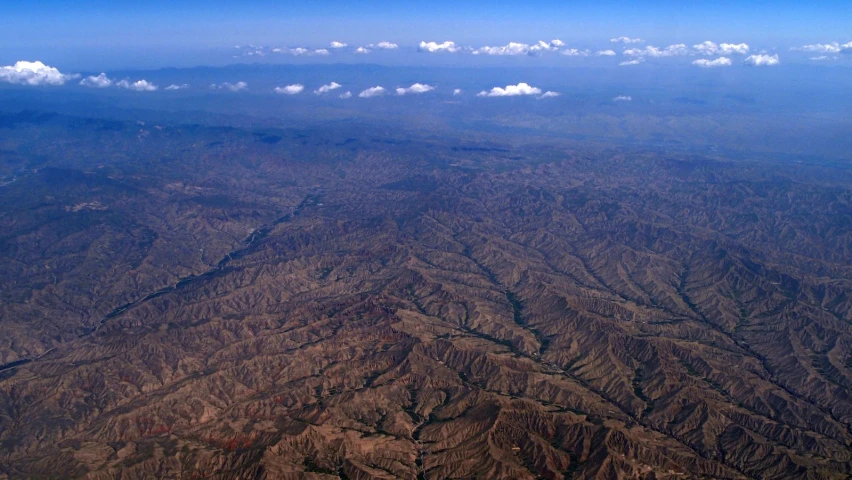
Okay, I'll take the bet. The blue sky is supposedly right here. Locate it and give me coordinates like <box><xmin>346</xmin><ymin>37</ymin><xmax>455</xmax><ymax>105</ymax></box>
<box><xmin>1</xmin><ymin>0</ymin><xmax>851</xmax><ymax>69</ymax></box>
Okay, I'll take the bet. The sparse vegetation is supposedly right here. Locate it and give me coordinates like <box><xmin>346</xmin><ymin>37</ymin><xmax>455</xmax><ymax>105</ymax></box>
<box><xmin>0</xmin><ymin>110</ymin><xmax>850</xmax><ymax>480</ymax></box>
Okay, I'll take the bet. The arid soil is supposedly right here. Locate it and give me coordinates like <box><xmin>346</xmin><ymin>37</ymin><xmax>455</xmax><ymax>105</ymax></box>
<box><xmin>1</xmin><ymin>113</ymin><xmax>851</xmax><ymax>479</ymax></box>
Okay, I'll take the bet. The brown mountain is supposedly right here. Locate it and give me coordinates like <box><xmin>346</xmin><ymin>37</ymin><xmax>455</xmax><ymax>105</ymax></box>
<box><xmin>1</xmin><ymin>113</ymin><xmax>852</xmax><ymax>479</ymax></box>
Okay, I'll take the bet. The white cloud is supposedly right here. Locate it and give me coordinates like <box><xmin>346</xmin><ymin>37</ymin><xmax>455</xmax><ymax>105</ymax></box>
<box><xmin>539</xmin><ymin>91</ymin><xmax>560</xmax><ymax>98</ymax></box>
<box><xmin>595</xmin><ymin>50</ymin><xmax>617</xmax><ymax>56</ymax></box>
<box><xmin>719</xmin><ymin>43</ymin><xmax>750</xmax><ymax>55</ymax></box>
<box><xmin>314</xmin><ymin>82</ymin><xmax>342</xmax><ymax>94</ymax></box>
<box><xmin>692</xmin><ymin>57</ymin><xmax>732</xmax><ymax>68</ymax></box>
<box><xmin>475</xmin><ymin>42</ymin><xmax>531</xmax><ymax>56</ymax></box>
<box><xmin>561</xmin><ymin>48</ymin><xmax>590</xmax><ymax>57</ymax></box>
<box><xmin>395</xmin><ymin>83</ymin><xmax>435</xmax><ymax>95</ymax></box>
<box><xmin>611</xmin><ymin>37</ymin><xmax>643</xmax><ymax>44</ymax></box>
<box><xmin>744</xmin><ymin>54</ymin><xmax>780</xmax><ymax>66</ymax></box>
<box><xmin>623</xmin><ymin>44</ymin><xmax>689</xmax><ymax>58</ymax></box>
<box><xmin>340</xmin><ymin>91</ymin><xmax>352</xmax><ymax>99</ymax></box>
<box><xmin>477</xmin><ymin>82</ymin><xmax>542</xmax><ymax>97</ymax></box>
<box><xmin>270</xmin><ymin>47</ymin><xmax>330</xmax><ymax>56</ymax></box>
<box><xmin>474</xmin><ymin>40</ymin><xmax>564</xmax><ymax>56</ymax></box>
<box><xmin>330</xmin><ymin>41</ymin><xmax>348</xmax><ymax>48</ymax></box>
<box><xmin>373</xmin><ymin>41</ymin><xmax>399</xmax><ymax>49</ymax></box>
<box><xmin>235</xmin><ymin>44</ymin><xmax>268</xmax><ymax>57</ymax></box>
<box><xmin>622</xmin><ymin>47</ymin><xmax>646</xmax><ymax>57</ymax></box>
<box><xmin>529</xmin><ymin>40</ymin><xmax>565</xmax><ymax>54</ymax></box>
<box><xmin>236</xmin><ymin>44</ymin><xmax>336</xmax><ymax>58</ymax></box>
<box><xmin>792</xmin><ymin>42</ymin><xmax>852</xmax><ymax>54</ymax></box>
<box><xmin>809</xmin><ymin>55</ymin><xmax>836</xmax><ymax>61</ymax></box>
<box><xmin>80</xmin><ymin>73</ymin><xmax>112</xmax><ymax>88</ymax></box>
<box><xmin>213</xmin><ymin>81</ymin><xmax>248</xmax><ymax>92</ymax></box>
<box><xmin>0</xmin><ymin>60</ymin><xmax>75</xmax><ymax>86</ymax></box>
<box><xmin>692</xmin><ymin>41</ymin><xmax>718</xmax><ymax>55</ymax></box>
<box><xmin>117</xmin><ymin>79</ymin><xmax>158</xmax><ymax>91</ymax></box>
<box><xmin>695</xmin><ymin>42</ymin><xmax>749</xmax><ymax>55</ymax></box>
<box><xmin>274</xmin><ymin>84</ymin><xmax>304</xmax><ymax>95</ymax></box>
<box><xmin>619</xmin><ymin>59</ymin><xmax>644</xmax><ymax>66</ymax></box>
<box><xmin>165</xmin><ymin>84</ymin><xmax>188</xmax><ymax>90</ymax></box>
<box><xmin>354</xmin><ymin>47</ymin><xmax>372</xmax><ymax>54</ymax></box>
<box><xmin>358</xmin><ymin>86</ymin><xmax>386</xmax><ymax>98</ymax></box>
<box><xmin>792</xmin><ymin>43</ymin><xmax>838</xmax><ymax>53</ymax></box>
<box><xmin>230</xmin><ymin>81</ymin><xmax>248</xmax><ymax>91</ymax></box>
<box><xmin>613</xmin><ymin>95</ymin><xmax>632</xmax><ymax>101</ymax></box>
<box><xmin>453</xmin><ymin>88</ymin><xmax>462</xmax><ymax>96</ymax></box>
<box><xmin>418</xmin><ymin>41</ymin><xmax>462</xmax><ymax>53</ymax></box>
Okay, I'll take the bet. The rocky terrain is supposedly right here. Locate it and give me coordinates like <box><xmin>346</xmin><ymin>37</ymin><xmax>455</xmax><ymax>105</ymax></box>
<box><xmin>1</xmin><ymin>111</ymin><xmax>852</xmax><ymax>479</ymax></box>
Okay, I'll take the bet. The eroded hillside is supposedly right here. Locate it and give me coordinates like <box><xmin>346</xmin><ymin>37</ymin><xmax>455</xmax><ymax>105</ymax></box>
<box><xmin>1</xmin><ymin>113</ymin><xmax>852</xmax><ymax>479</ymax></box>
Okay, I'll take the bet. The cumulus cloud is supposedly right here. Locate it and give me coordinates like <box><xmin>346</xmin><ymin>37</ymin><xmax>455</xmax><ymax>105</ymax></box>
<box><xmin>809</xmin><ymin>55</ymin><xmax>836</xmax><ymax>61</ymax></box>
<box><xmin>792</xmin><ymin>41</ymin><xmax>852</xmax><ymax>54</ymax></box>
<box><xmin>561</xmin><ymin>48</ymin><xmax>590</xmax><ymax>57</ymax></box>
<box><xmin>330</xmin><ymin>41</ymin><xmax>348</xmax><ymax>48</ymax></box>
<box><xmin>453</xmin><ymin>88</ymin><xmax>462</xmax><ymax>96</ymax></box>
<box><xmin>0</xmin><ymin>60</ymin><xmax>76</xmax><ymax>86</ymax></box>
<box><xmin>693</xmin><ymin>41</ymin><xmax>750</xmax><ymax>55</ymax></box>
<box><xmin>624</xmin><ymin>44</ymin><xmax>689</xmax><ymax>58</ymax></box>
<box><xmin>235</xmin><ymin>44</ymin><xmax>267</xmax><ymax>57</ymax></box>
<box><xmin>692</xmin><ymin>57</ymin><xmax>732</xmax><ymax>68</ymax></box>
<box><xmin>539</xmin><ymin>91</ymin><xmax>560</xmax><ymax>99</ymax></box>
<box><xmin>354</xmin><ymin>47</ymin><xmax>371</xmax><ymax>54</ymax></box>
<box><xmin>792</xmin><ymin>43</ymin><xmax>836</xmax><ymax>53</ymax></box>
<box><xmin>613</xmin><ymin>95</ymin><xmax>632</xmax><ymax>101</ymax></box>
<box><xmin>474</xmin><ymin>40</ymin><xmax>564</xmax><ymax>56</ymax></box>
<box><xmin>212</xmin><ymin>81</ymin><xmax>248</xmax><ymax>92</ymax></box>
<box><xmin>595</xmin><ymin>50</ymin><xmax>617</xmax><ymax>56</ymax></box>
<box><xmin>239</xmin><ymin>45</ymin><xmax>327</xmax><ymax>57</ymax></box>
<box><xmin>314</xmin><ymin>82</ymin><xmax>342</xmax><ymax>94</ymax></box>
<box><xmin>340</xmin><ymin>91</ymin><xmax>352</xmax><ymax>99</ymax></box>
<box><xmin>270</xmin><ymin>47</ymin><xmax>330</xmax><ymax>56</ymax></box>
<box><xmin>358</xmin><ymin>86</ymin><xmax>386</xmax><ymax>98</ymax></box>
<box><xmin>274</xmin><ymin>84</ymin><xmax>304</xmax><ymax>95</ymax></box>
<box><xmin>611</xmin><ymin>37</ymin><xmax>643</xmax><ymax>44</ymax></box>
<box><xmin>474</xmin><ymin>42</ymin><xmax>531</xmax><ymax>56</ymax></box>
<box><xmin>692</xmin><ymin>41</ymin><xmax>718</xmax><ymax>55</ymax></box>
<box><xmin>418</xmin><ymin>41</ymin><xmax>462</xmax><ymax>53</ymax></box>
<box><xmin>619</xmin><ymin>59</ymin><xmax>644</xmax><ymax>66</ymax></box>
<box><xmin>719</xmin><ymin>43</ymin><xmax>750</xmax><ymax>55</ymax></box>
<box><xmin>80</xmin><ymin>73</ymin><xmax>112</xmax><ymax>88</ymax></box>
<box><xmin>372</xmin><ymin>41</ymin><xmax>399</xmax><ymax>49</ymax></box>
<box><xmin>476</xmin><ymin>82</ymin><xmax>542</xmax><ymax>97</ymax></box>
<box><xmin>233</xmin><ymin>45</ymin><xmax>333</xmax><ymax>57</ymax></box>
<box><xmin>165</xmin><ymin>84</ymin><xmax>188</xmax><ymax>90</ymax></box>
<box><xmin>395</xmin><ymin>83</ymin><xmax>435</xmax><ymax>95</ymax></box>
<box><xmin>744</xmin><ymin>54</ymin><xmax>780</xmax><ymax>66</ymax></box>
<box><xmin>529</xmin><ymin>40</ymin><xmax>565</xmax><ymax>54</ymax></box>
<box><xmin>117</xmin><ymin>79</ymin><xmax>158</xmax><ymax>91</ymax></box>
